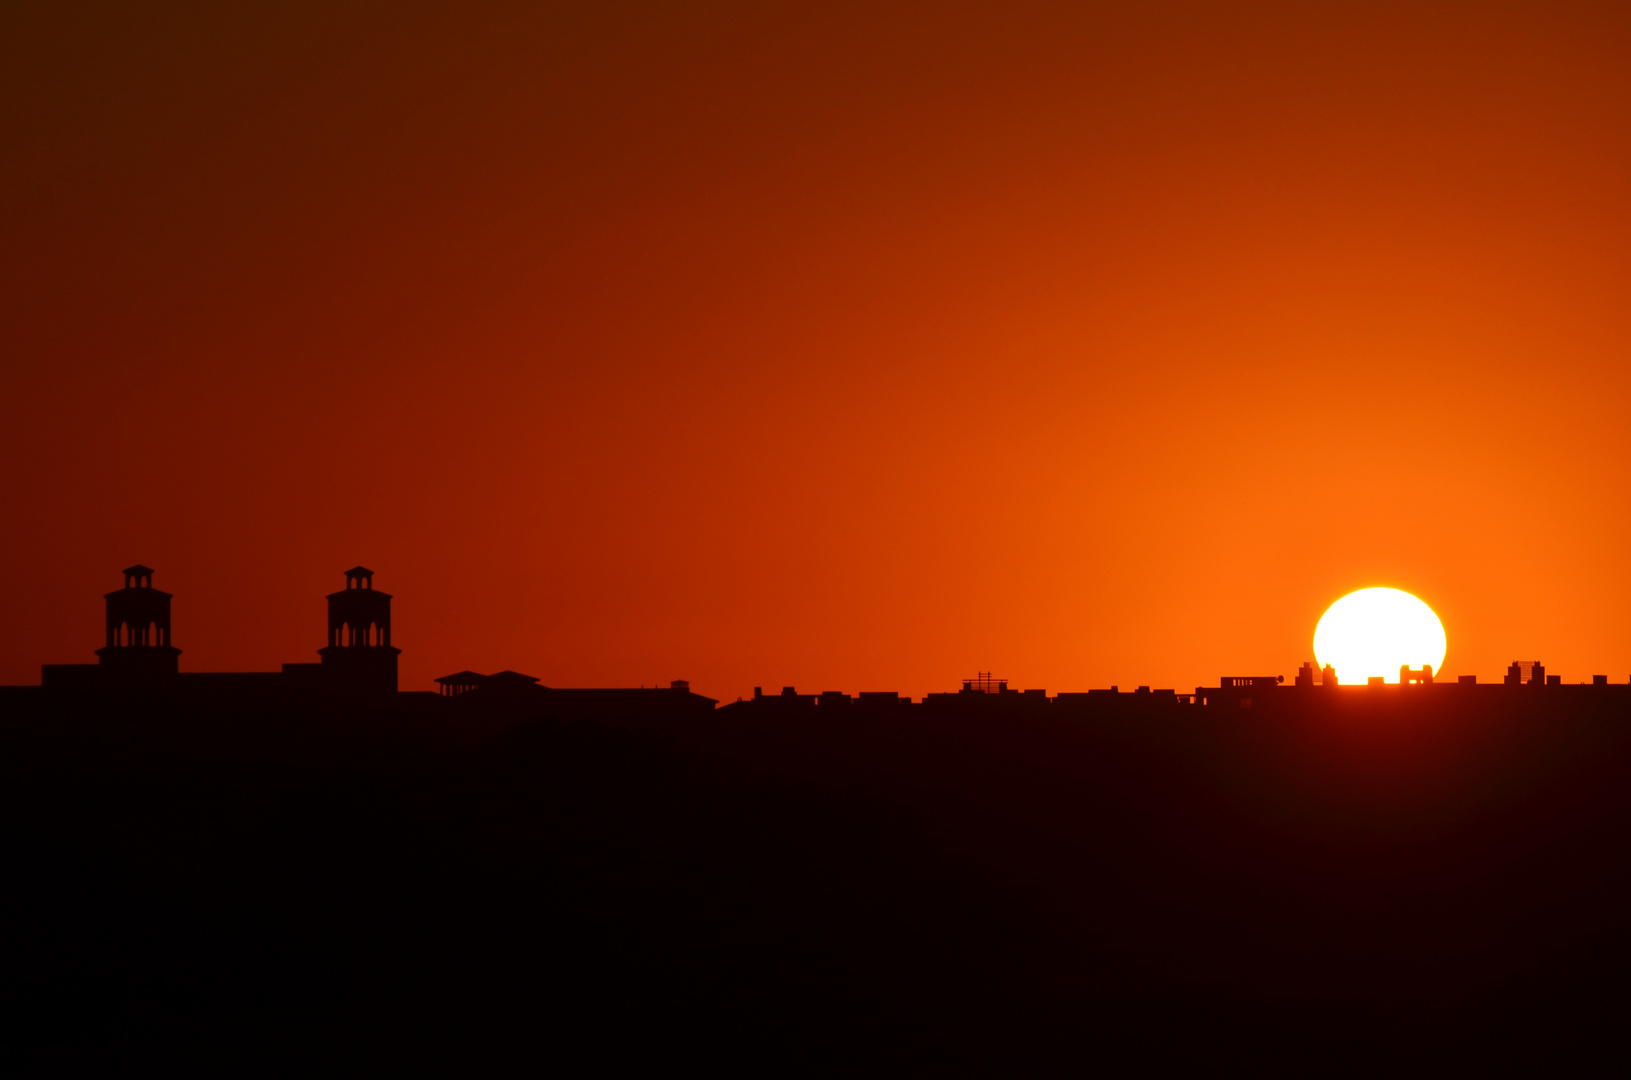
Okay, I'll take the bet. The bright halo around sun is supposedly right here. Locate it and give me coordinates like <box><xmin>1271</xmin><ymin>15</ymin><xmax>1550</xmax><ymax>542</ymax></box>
<box><xmin>1313</xmin><ymin>587</ymin><xmax>1447</xmax><ymax>685</ymax></box>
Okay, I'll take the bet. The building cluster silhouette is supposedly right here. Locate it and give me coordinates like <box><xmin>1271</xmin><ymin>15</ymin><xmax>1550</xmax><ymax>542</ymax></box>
<box><xmin>7</xmin><ymin>565</ymin><xmax>714</xmax><ymax>715</ymax></box>
<box><xmin>31</xmin><ymin>565</ymin><xmax>402</xmax><ymax>697</ymax></box>
<box><xmin>5</xmin><ymin>566</ymin><xmax>1628</xmax><ymax>711</ymax></box>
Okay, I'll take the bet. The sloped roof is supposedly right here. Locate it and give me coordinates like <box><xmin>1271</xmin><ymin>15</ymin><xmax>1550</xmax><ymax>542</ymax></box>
<box><xmin>484</xmin><ymin>670</ymin><xmax>541</xmax><ymax>685</ymax></box>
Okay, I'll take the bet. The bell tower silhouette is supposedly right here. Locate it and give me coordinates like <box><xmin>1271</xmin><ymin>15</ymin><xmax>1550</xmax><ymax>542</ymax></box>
<box><xmin>94</xmin><ymin>564</ymin><xmax>181</xmax><ymax>680</ymax></box>
<box><xmin>316</xmin><ymin>566</ymin><xmax>399</xmax><ymax>693</ymax></box>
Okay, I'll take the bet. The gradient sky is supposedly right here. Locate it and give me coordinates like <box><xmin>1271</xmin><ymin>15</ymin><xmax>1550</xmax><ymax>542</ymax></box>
<box><xmin>6</xmin><ymin>1</ymin><xmax>1631</xmax><ymax>698</ymax></box>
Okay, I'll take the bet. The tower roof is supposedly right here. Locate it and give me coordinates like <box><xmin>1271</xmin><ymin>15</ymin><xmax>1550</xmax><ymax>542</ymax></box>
<box><xmin>122</xmin><ymin>564</ymin><xmax>155</xmax><ymax>577</ymax></box>
<box><xmin>344</xmin><ymin>566</ymin><xmax>375</xmax><ymax>578</ymax></box>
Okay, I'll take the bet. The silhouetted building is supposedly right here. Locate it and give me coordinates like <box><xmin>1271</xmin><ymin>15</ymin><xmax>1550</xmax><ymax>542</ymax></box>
<box><xmin>920</xmin><ymin>673</ymin><xmax>1056</xmax><ymax>711</ymax></box>
<box><xmin>962</xmin><ymin>672</ymin><xmax>1006</xmax><ymax>694</ymax></box>
<box><xmin>749</xmin><ymin>685</ymin><xmax>816</xmax><ymax>707</ymax></box>
<box><xmin>436</xmin><ymin>670</ymin><xmax>487</xmax><ymax>697</ymax></box>
<box><xmin>41</xmin><ymin>565</ymin><xmax>183</xmax><ymax>689</ymax></box>
<box><xmin>429</xmin><ymin>668</ymin><xmax>717</xmax><ymax>721</ymax></box>
<box><xmin>93</xmin><ymin>563</ymin><xmax>181</xmax><ymax>681</ymax></box>
<box><xmin>1202</xmin><ymin>675</ymin><xmax>1283</xmax><ymax>709</ymax></box>
<box><xmin>481</xmin><ymin>670</ymin><xmax>546</xmax><ymax>698</ymax></box>
<box><xmin>34</xmin><ymin>564</ymin><xmax>406</xmax><ymax>698</ymax></box>
<box><xmin>1295</xmin><ymin>661</ymin><xmax>1337</xmax><ymax>687</ymax></box>
<box><xmin>1506</xmin><ymin>661</ymin><xmax>1545</xmax><ymax>686</ymax></box>
<box><xmin>313</xmin><ymin>566</ymin><xmax>399</xmax><ymax>694</ymax></box>
<box><xmin>1401</xmin><ymin>665</ymin><xmax>1434</xmax><ymax>686</ymax></box>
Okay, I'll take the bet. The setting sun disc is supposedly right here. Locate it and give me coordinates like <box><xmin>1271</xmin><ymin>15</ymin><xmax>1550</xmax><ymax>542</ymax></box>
<box><xmin>1313</xmin><ymin>588</ymin><xmax>1446</xmax><ymax>685</ymax></box>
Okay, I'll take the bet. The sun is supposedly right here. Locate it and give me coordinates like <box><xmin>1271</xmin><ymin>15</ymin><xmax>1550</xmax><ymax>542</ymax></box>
<box><xmin>1313</xmin><ymin>587</ymin><xmax>1447</xmax><ymax>685</ymax></box>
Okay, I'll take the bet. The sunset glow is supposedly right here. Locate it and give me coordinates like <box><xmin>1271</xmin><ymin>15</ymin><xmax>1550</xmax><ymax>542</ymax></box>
<box><xmin>1313</xmin><ymin>588</ymin><xmax>1447</xmax><ymax>685</ymax></box>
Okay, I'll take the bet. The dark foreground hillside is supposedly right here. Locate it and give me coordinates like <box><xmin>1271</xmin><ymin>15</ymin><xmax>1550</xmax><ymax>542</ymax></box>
<box><xmin>4</xmin><ymin>687</ymin><xmax>1631</xmax><ymax>1074</ymax></box>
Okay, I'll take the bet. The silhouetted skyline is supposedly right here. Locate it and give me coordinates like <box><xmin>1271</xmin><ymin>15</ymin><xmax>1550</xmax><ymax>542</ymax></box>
<box><xmin>9</xmin><ymin>565</ymin><xmax>1626</xmax><ymax>704</ymax></box>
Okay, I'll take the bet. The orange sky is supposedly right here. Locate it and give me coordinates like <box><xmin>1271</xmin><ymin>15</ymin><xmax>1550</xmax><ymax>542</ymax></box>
<box><xmin>5</xmin><ymin>1</ymin><xmax>1631</xmax><ymax>699</ymax></box>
